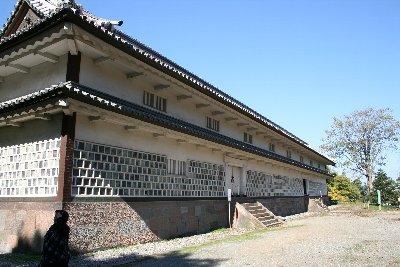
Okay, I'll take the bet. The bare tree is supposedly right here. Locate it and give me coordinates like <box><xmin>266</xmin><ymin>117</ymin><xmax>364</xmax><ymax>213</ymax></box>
<box><xmin>321</xmin><ymin>108</ymin><xmax>400</xmax><ymax>194</ymax></box>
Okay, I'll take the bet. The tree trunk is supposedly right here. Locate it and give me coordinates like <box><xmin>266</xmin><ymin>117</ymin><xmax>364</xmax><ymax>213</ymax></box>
<box><xmin>366</xmin><ymin>169</ymin><xmax>373</xmax><ymax>209</ymax></box>
<box><xmin>367</xmin><ymin>170</ymin><xmax>374</xmax><ymax>194</ymax></box>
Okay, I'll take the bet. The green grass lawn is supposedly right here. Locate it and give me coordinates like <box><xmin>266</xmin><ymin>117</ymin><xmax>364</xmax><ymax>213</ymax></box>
<box><xmin>335</xmin><ymin>201</ymin><xmax>399</xmax><ymax>211</ymax></box>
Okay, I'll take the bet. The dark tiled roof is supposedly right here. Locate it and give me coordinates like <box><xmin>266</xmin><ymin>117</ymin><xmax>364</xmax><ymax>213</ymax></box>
<box><xmin>0</xmin><ymin>81</ymin><xmax>334</xmax><ymax>176</ymax></box>
<box><xmin>1</xmin><ymin>0</ymin><xmax>119</xmax><ymax>39</ymax></box>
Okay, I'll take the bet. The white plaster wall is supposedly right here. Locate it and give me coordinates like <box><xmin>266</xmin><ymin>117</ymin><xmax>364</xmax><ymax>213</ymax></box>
<box><xmin>75</xmin><ymin>114</ymin><xmax>224</xmax><ymax>165</ymax></box>
<box><xmin>79</xmin><ymin>55</ymin><xmax>143</xmax><ymax>103</ymax></box>
<box><xmin>0</xmin><ymin>115</ymin><xmax>63</xmax><ymax>197</ymax></box>
<box><xmin>75</xmin><ymin>114</ymin><xmax>329</xmax><ymax>196</ymax></box>
<box><xmin>0</xmin><ymin>55</ymin><xmax>67</xmax><ymax>102</ymax></box>
<box><xmin>0</xmin><ymin>114</ymin><xmax>63</xmax><ymax>147</ymax></box>
<box><xmin>79</xmin><ymin>55</ymin><xmax>226</xmax><ymax>138</ymax></box>
<box><xmin>78</xmin><ymin>55</ymin><xmax>328</xmax><ymax>172</ymax></box>
<box><xmin>307</xmin><ymin>175</ymin><xmax>328</xmax><ymax>195</ymax></box>
<box><xmin>244</xmin><ymin>159</ymin><xmax>328</xmax><ymax>196</ymax></box>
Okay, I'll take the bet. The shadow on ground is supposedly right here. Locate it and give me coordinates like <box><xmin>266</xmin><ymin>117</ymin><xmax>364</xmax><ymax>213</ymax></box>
<box><xmin>0</xmin><ymin>250</ymin><xmax>225</xmax><ymax>267</ymax></box>
<box><xmin>116</xmin><ymin>252</ymin><xmax>226</xmax><ymax>267</ymax></box>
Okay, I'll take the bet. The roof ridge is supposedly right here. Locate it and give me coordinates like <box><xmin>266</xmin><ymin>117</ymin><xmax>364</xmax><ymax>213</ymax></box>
<box><xmin>1</xmin><ymin>0</ymin><xmax>122</xmax><ymax>38</ymax></box>
<box><xmin>1</xmin><ymin>0</ymin><xmax>25</xmax><ymax>37</ymax></box>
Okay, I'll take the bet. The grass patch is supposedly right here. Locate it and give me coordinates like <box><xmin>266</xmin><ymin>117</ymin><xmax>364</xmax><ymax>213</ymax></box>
<box><xmin>210</xmin><ymin>228</ymin><xmax>231</xmax><ymax>234</ymax></box>
<box><xmin>365</xmin><ymin>204</ymin><xmax>398</xmax><ymax>211</ymax></box>
<box><xmin>335</xmin><ymin>202</ymin><xmax>398</xmax><ymax>212</ymax></box>
<box><xmin>0</xmin><ymin>253</ymin><xmax>41</xmax><ymax>263</ymax></box>
<box><xmin>333</xmin><ymin>202</ymin><xmax>399</xmax><ymax>217</ymax></box>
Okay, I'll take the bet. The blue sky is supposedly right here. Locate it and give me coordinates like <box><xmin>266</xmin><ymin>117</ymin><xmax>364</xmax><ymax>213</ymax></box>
<box><xmin>1</xmin><ymin>0</ymin><xmax>399</xmax><ymax>180</ymax></box>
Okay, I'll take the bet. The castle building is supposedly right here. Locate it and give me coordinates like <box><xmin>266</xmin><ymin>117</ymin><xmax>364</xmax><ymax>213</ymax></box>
<box><xmin>0</xmin><ymin>0</ymin><xmax>334</xmax><ymax>252</ymax></box>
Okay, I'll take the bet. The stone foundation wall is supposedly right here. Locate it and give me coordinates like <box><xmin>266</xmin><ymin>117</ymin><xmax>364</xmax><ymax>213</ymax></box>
<box><xmin>257</xmin><ymin>196</ymin><xmax>329</xmax><ymax>216</ymax></box>
<box><xmin>0</xmin><ymin>201</ymin><xmax>61</xmax><ymax>253</ymax></box>
<box><xmin>257</xmin><ymin>197</ymin><xmax>309</xmax><ymax>216</ymax></box>
<box><xmin>64</xmin><ymin>200</ymin><xmax>228</xmax><ymax>253</ymax></box>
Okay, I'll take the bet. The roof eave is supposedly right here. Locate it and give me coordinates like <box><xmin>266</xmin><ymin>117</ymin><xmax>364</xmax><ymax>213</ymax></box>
<box><xmin>0</xmin><ymin>81</ymin><xmax>334</xmax><ymax>177</ymax></box>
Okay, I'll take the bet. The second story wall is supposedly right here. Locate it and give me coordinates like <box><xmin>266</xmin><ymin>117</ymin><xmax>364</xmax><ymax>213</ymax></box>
<box><xmin>79</xmin><ymin>54</ymin><xmax>142</xmax><ymax>104</ymax></box>
<box><xmin>0</xmin><ymin>54</ymin><xmax>67</xmax><ymax>102</ymax></box>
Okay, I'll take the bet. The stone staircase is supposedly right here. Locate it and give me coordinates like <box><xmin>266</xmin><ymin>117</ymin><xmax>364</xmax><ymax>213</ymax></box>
<box><xmin>241</xmin><ymin>202</ymin><xmax>282</xmax><ymax>228</ymax></box>
<box><xmin>312</xmin><ymin>198</ymin><xmax>329</xmax><ymax>212</ymax></box>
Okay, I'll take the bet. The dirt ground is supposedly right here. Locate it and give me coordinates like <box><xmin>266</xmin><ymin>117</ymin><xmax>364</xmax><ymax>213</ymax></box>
<box><xmin>131</xmin><ymin>206</ymin><xmax>400</xmax><ymax>267</ymax></box>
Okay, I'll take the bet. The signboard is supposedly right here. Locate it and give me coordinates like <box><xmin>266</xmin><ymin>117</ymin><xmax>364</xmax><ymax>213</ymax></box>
<box><xmin>227</xmin><ymin>189</ymin><xmax>232</xmax><ymax>228</ymax></box>
<box><xmin>377</xmin><ymin>190</ymin><xmax>381</xmax><ymax>205</ymax></box>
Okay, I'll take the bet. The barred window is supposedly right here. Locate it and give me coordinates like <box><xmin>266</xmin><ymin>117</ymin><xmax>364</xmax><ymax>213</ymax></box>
<box><xmin>206</xmin><ymin>117</ymin><xmax>220</xmax><ymax>132</ymax></box>
<box><xmin>143</xmin><ymin>91</ymin><xmax>167</xmax><ymax>112</ymax></box>
<box><xmin>168</xmin><ymin>159</ymin><xmax>186</xmax><ymax>175</ymax></box>
<box><xmin>269</xmin><ymin>143</ymin><xmax>275</xmax><ymax>152</ymax></box>
<box><xmin>244</xmin><ymin>132</ymin><xmax>253</xmax><ymax>144</ymax></box>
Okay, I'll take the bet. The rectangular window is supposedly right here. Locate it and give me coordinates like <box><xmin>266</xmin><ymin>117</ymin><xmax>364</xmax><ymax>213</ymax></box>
<box><xmin>310</xmin><ymin>160</ymin><xmax>313</xmax><ymax>167</ymax></box>
<box><xmin>300</xmin><ymin>156</ymin><xmax>304</xmax><ymax>163</ymax></box>
<box><xmin>168</xmin><ymin>159</ymin><xmax>186</xmax><ymax>175</ymax></box>
<box><xmin>269</xmin><ymin>143</ymin><xmax>275</xmax><ymax>152</ymax></box>
<box><xmin>143</xmin><ymin>91</ymin><xmax>167</xmax><ymax>112</ymax></box>
<box><xmin>286</xmin><ymin>150</ymin><xmax>292</xmax><ymax>159</ymax></box>
<box><xmin>244</xmin><ymin>132</ymin><xmax>253</xmax><ymax>144</ymax></box>
<box><xmin>206</xmin><ymin>117</ymin><xmax>220</xmax><ymax>132</ymax></box>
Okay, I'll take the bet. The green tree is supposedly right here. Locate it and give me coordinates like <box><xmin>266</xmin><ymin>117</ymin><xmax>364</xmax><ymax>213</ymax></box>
<box><xmin>327</xmin><ymin>174</ymin><xmax>361</xmax><ymax>203</ymax></box>
<box><xmin>321</xmin><ymin>108</ymin><xmax>400</xmax><ymax>195</ymax></box>
<box><xmin>352</xmin><ymin>178</ymin><xmax>368</xmax><ymax>201</ymax></box>
<box><xmin>373</xmin><ymin>169</ymin><xmax>397</xmax><ymax>205</ymax></box>
<box><xmin>396</xmin><ymin>176</ymin><xmax>400</xmax><ymax>191</ymax></box>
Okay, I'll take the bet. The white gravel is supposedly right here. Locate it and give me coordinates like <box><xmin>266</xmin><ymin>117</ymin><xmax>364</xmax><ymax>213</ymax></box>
<box><xmin>69</xmin><ymin>228</ymin><xmax>250</xmax><ymax>266</ymax></box>
<box><xmin>132</xmin><ymin>205</ymin><xmax>400</xmax><ymax>267</ymax></box>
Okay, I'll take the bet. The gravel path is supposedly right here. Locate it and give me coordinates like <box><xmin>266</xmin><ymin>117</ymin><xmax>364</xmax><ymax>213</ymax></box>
<box><xmin>131</xmin><ymin>207</ymin><xmax>400</xmax><ymax>267</ymax></box>
<box><xmin>1</xmin><ymin>205</ymin><xmax>399</xmax><ymax>267</ymax></box>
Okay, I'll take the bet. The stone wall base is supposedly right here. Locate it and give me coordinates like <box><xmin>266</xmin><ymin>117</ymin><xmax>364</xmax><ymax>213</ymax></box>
<box><xmin>0</xmin><ymin>202</ymin><xmax>61</xmax><ymax>253</ymax></box>
<box><xmin>64</xmin><ymin>200</ymin><xmax>228</xmax><ymax>253</ymax></box>
<box><xmin>254</xmin><ymin>197</ymin><xmax>307</xmax><ymax>216</ymax></box>
<box><xmin>248</xmin><ymin>196</ymin><xmax>329</xmax><ymax>217</ymax></box>
<box><xmin>0</xmin><ymin>197</ymin><xmax>330</xmax><ymax>254</ymax></box>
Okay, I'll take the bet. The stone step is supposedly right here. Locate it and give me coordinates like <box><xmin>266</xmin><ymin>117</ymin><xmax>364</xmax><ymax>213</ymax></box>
<box><xmin>257</xmin><ymin>215</ymin><xmax>274</xmax><ymax>221</ymax></box>
<box><xmin>261</xmin><ymin>218</ymin><xmax>279</xmax><ymax>225</ymax></box>
<box><xmin>243</xmin><ymin>205</ymin><xmax>260</xmax><ymax>209</ymax></box>
<box><xmin>253</xmin><ymin>212</ymin><xmax>271</xmax><ymax>218</ymax></box>
<box><xmin>241</xmin><ymin>202</ymin><xmax>282</xmax><ymax>228</ymax></box>
<box><xmin>263</xmin><ymin>221</ymin><xmax>283</xmax><ymax>228</ymax></box>
<box><xmin>241</xmin><ymin>202</ymin><xmax>260</xmax><ymax>207</ymax></box>
<box><xmin>247</xmin><ymin>207</ymin><xmax>263</xmax><ymax>212</ymax></box>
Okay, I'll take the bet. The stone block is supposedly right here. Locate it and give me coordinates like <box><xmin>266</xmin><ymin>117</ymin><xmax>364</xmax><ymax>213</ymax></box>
<box><xmin>186</xmin><ymin>217</ymin><xmax>199</xmax><ymax>232</ymax></box>
<box><xmin>176</xmin><ymin>222</ymin><xmax>187</xmax><ymax>235</ymax></box>
<box><xmin>0</xmin><ymin>210</ymin><xmax>7</xmax><ymax>231</ymax></box>
<box><xmin>180</xmin><ymin>206</ymin><xmax>188</xmax><ymax>214</ymax></box>
<box><xmin>195</xmin><ymin>206</ymin><xmax>202</xmax><ymax>217</ymax></box>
